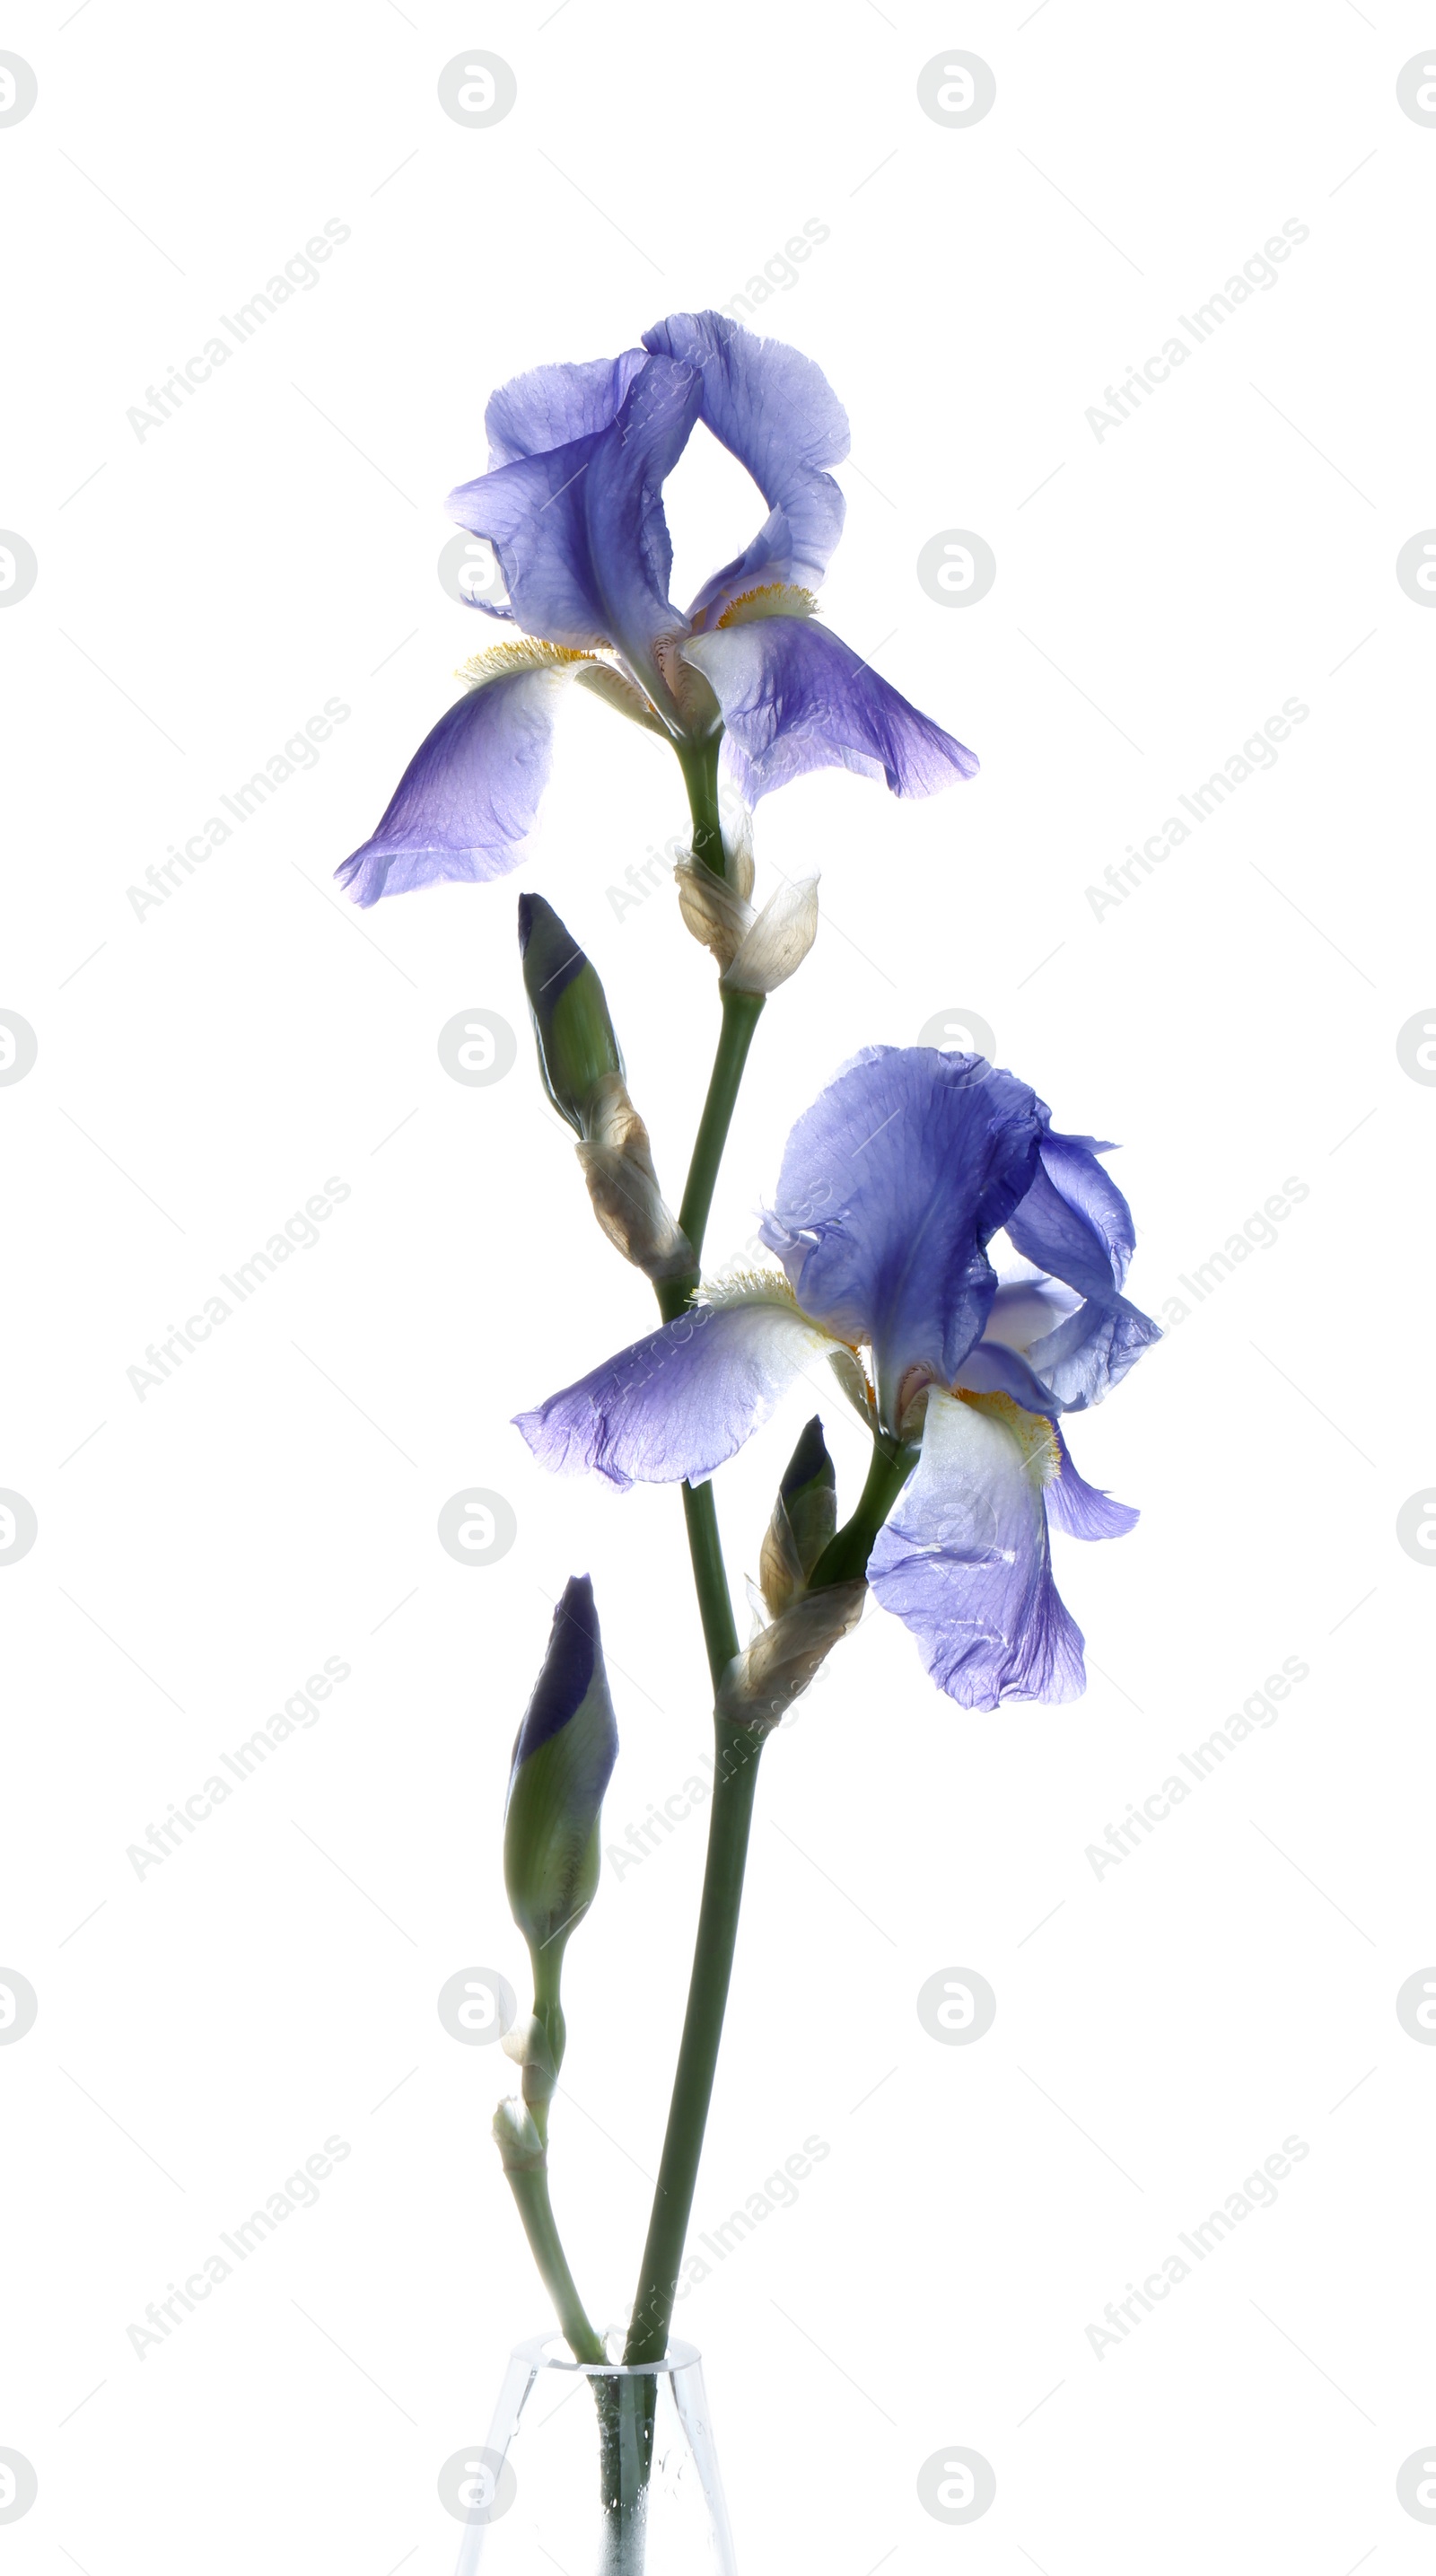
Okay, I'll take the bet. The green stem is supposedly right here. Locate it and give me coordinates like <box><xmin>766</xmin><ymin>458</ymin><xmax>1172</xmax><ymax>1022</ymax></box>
<box><xmin>623</xmin><ymin>1718</ymin><xmax>764</xmax><ymax>2365</ymax></box>
<box><xmin>674</xmin><ymin>734</ymin><xmax>726</xmax><ymax>877</ymax></box>
<box><xmin>616</xmin><ymin>762</ymin><xmax>769</xmax><ymax>2378</ymax></box>
<box><xmin>500</xmin><ymin>2159</ymin><xmax>605</xmax><ymax>2364</ymax></box>
<box><xmin>663</xmin><ymin>987</ymin><xmax>765</xmax><ymax>1292</ymax></box>
<box><xmin>808</xmin><ymin>1429</ymin><xmax>918</xmax><ymax>1589</ymax></box>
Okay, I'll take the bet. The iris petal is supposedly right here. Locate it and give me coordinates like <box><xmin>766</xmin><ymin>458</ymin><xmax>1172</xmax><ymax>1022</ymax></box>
<box><xmin>337</xmin><ymin>653</ymin><xmax>582</xmax><ymax>904</ymax></box>
<box><xmin>1006</xmin><ymin>1136</ymin><xmax>1159</xmax><ymax>1408</ymax></box>
<box><xmin>759</xmin><ymin>1047</ymin><xmax>1044</xmax><ymax>1427</ymax></box>
<box><xmin>681</xmin><ymin>615</ymin><xmax>977</xmax><ymax>805</ymax></box>
<box><xmin>485</xmin><ymin>349</ymin><xmax>648</xmax><ymax>468</ymax></box>
<box><xmin>1046</xmin><ymin>1424</ymin><xmax>1140</xmax><ymax>1540</ymax></box>
<box><xmin>513</xmin><ymin>1287</ymin><xmax>835</xmax><ymax>1490</ymax></box>
<box><xmin>447</xmin><ymin>355</ymin><xmax>702</xmax><ymax>688</ymax></box>
<box><xmin>642</xmin><ymin>310</ymin><xmax>850</xmax><ymax>621</ymax></box>
<box><xmin>867</xmin><ymin>1389</ymin><xmax>1086</xmax><ymax>1707</ymax></box>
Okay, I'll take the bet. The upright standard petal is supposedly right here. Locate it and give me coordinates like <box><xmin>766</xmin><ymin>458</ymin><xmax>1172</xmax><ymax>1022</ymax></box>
<box><xmin>643</xmin><ymin>310</ymin><xmax>850</xmax><ymax>621</ymax></box>
<box><xmin>1006</xmin><ymin>1135</ymin><xmax>1159</xmax><ymax>1408</ymax></box>
<box><xmin>867</xmin><ymin>1389</ymin><xmax>1086</xmax><ymax>1708</ymax></box>
<box><xmin>682</xmin><ymin>612</ymin><xmax>977</xmax><ymax>805</ymax></box>
<box><xmin>485</xmin><ymin>348</ymin><xmax>648</xmax><ymax>468</ymax></box>
<box><xmin>760</xmin><ymin>1048</ymin><xmax>1044</xmax><ymax>1431</ymax></box>
<box><xmin>336</xmin><ymin>645</ymin><xmax>590</xmax><ymax>904</ymax></box>
<box><xmin>447</xmin><ymin>355</ymin><xmax>702</xmax><ymax>699</ymax></box>
<box><xmin>513</xmin><ymin>1283</ymin><xmax>836</xmax><ymax>1489</ymax></box>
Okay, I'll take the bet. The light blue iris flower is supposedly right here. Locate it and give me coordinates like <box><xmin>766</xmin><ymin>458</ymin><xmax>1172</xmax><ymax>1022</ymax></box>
<box><xmin>337</xmin><ymin>311</ymin><xmax>976</xmax><ymax>905</ymax></box>
<box><xmin>515</xmin><ymin>1049</ymin><xmax>1159</xmax><ymax>1709</ymax></box>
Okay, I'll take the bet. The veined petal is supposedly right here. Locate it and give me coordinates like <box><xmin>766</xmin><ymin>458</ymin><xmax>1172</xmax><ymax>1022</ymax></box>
<box><xmin>486</xmin><ymin>348</ymin><xmax>648</xmax><ymax>468</ymax></box>
<box><xmin>1046</xmin><ymin>1424</ymin><xmax>1139</xmax><ymax>1540</ymax></box>
<box><xmin>759</xmin><ymin>1047</ymin><xmax>1045</xmax><ymax>1431</ymax></box>
<box><xmin>448</xmin><ymin>355</ymin><xmax>702</xmax><ymax>697</ymax></box>
<box><xmin>681</xmin><ymin>614</ymin><xmax>977</xmax><ymax>805</ymax></box>
<box><xmin>642</xmin><ymin>310</ymin><xmax>850</xmax><ymax>622</ymax></box>
<box><xmin>513</xmin><ymin>1281</ymin><xmax>836</xmax><ymax>1489</ymax></box>
<box><xmin>1007</xmin><ymin>1136</ymin><xmax>1159</xmax><ymax>1408</ymax></box>
<box><xmin>867</xmin><ymin>1389</ymin><xmax>1086</xmax><ymax>1708</ymax></box>
<box><xmin>336</xmin><ymin>645</ymin><xmax>591</xmax><ymax>904</ymax></box>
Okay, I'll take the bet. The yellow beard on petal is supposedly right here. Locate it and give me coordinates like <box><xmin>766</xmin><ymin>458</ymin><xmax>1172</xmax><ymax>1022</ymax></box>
<box><xmin>954</xmin><ymin>1387</ymin><xmax>1061</xmax><ymax>1485</ymax></box>
<box><xmin>714</xmin><ymin>583</ymin><xmax>819</xmax><ymax>629</ymax></box>
<box><xmin>455</xmin><ymin>639</ymin><xmax>600</xmax><ymax>688</ymax></box>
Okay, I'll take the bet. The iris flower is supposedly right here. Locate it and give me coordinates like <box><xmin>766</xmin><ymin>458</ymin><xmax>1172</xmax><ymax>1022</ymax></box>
<box><xmin>515</xmin><ymin>1048</ymin><xmax>1158</xmax><ymax>1709</ymax></box>
<box><xmin>337</xmin><ymin>311</ymin><xmax>976</xmax><ymax>905</ymax></box>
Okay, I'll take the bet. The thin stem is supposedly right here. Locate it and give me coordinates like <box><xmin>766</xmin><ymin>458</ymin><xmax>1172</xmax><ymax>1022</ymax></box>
<box><xmin>500</xmin><ymin>2160</ymin><xmax>605</xmax><ymax>2364</ymax></box>
<box><xmin>808</xmin><ymin>1429</ymin><xmax>918</xmax><ymax>1589</ymax></box>
<box><xmin>623</xmin><ymin>1719</ymin><xmax>764</xmax><ymax>2364</ymax></box>
<box><xmin>674</xmin><ymin>734</ymin><xmax>725</xmax><ymax>877</ymax></box>
<box><xmin>660</xmin><ymin>987</ymin><xmax>765</xmax><ymax>1298</ymax></box>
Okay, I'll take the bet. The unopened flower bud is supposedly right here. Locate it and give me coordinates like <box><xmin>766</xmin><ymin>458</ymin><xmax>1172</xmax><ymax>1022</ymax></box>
<box><xmin>518</xmin><ymin>896</ymin><xmax>690</xmax><ymax>1277</ymax></box>
<box><xmin>504</xmin><ymin>1576</ymin><xmax>618</xmax><ymax>1967</ymax></box>
<box><xmin>518</xmin><ymin>892</ymin><xmax>623</xmax><ymax>1135</ymax></box>
<box><xmin>758</xmin><ymin>1416</ymin><xmax>837</xmax><ymax>1617</ymax></box>
<box><xmin>717</xmin><ymin>1581</ymin><xmax>867</xmax><ymax>1732</ymax></box>
<box><xmin>575</xmin><ymin>1073</ymin><xmax>693</xmax><ymax>1283</ymax></box>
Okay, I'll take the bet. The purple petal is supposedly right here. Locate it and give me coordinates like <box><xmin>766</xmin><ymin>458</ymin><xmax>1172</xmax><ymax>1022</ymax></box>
<box><xmin>447</xmin><ymin>355</ymin><xmax>701</xmax><ymax>691</ymax></box>
<box><xmin>682</xmin><ymin>614</ymin><xmax>977</xmax><ymax>805</ymax></box>
<box><xmin>514</xmin><ymin>1292</ymin><xmax>834</xmax><ymax>1490</ymax></box>
<box><xmin>1006</xmin><ymin>1137</ymin><xmax>1159</xmax><ymax>1409</ymax></box>
<box><xmin>336</xmin><ymin>660</ymin><xmax>577</xmax><ymax>904</ymax></box>
<box><xmin>642</xmin><ymin>310</ymin><xmax>849</xmax><ymax>620</ymax></box>
<box><xmin>867</xmin><ymin>1391</ymin><xmax>1086</xmax><ymax>1708</ymax></box>
<box><xmin>486</xmin><ymin>349</ymin><xmax>648</xmax><ymax>468</ymax></box>
<box><xmin>1046</xmin><ymin>1424</ymin><xmax>1140</xmax><ymax>1540</ymax></box>
<box><xmin>759</xmin><ymin>1047</ymin><xmax>1044</xmax><ymax>1430</ymax></box>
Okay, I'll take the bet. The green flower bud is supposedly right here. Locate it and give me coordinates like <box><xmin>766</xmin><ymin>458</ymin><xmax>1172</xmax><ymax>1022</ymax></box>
<box><xmin>504</xmin><ymin>1576</ymin><xmax>618</xmax><ymax>1973</ymax></box>
<box><xmin>758</xmin><ymin>1416</ymin><xmax>837</xmax><ymax>1617</ymax></box>
<box><xmin>517</xmin><ymin>894</ymin><xmax>691</xmax><ymax>1278</ymax></box>
<box><xmin>517</xmin><ymin>893</ymin><xmax>622</xmax><ymax>1135</ymax></box>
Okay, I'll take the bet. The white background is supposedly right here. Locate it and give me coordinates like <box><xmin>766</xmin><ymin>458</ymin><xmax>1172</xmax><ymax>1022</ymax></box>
<box><xmin>3</xmin><ymin>4</ymin><xmax>1433</xmax><ymax>2569</ymax></box>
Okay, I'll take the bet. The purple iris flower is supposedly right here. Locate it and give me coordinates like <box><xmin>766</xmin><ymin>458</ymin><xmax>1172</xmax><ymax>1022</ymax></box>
<box><xmin>514</xmin><ymin>1049</ymin><xmax>1159</xmax><ymax>1709</ymax></box>
<box><xmin>337</xmin><ymin>311</ymin><xmax>977</xmax><ymax>905</ymax></box>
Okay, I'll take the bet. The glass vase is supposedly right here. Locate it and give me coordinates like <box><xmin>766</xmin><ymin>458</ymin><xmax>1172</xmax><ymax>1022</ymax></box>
<box><xmin>449</xmin><ymin>2332</ymin><xmax>737</xmax><ymax>2575</ymax></box>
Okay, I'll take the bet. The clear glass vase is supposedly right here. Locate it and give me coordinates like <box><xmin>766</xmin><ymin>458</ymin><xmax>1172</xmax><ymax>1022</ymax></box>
<box><xmin>448</xmin><ymin>2332</ymin><xmax>737</xmax><ymax>2576</ymax></box>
